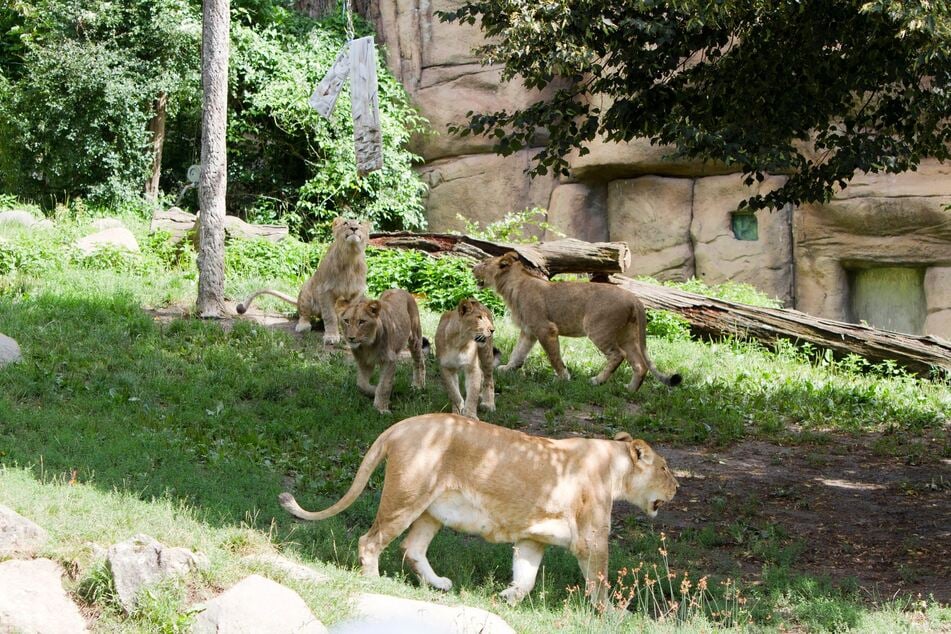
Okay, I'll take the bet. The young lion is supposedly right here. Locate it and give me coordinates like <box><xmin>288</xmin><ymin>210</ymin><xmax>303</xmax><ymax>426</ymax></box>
<box><xmin>338</xmin><ymin>289</ymin><xmax>426</xmax><ymax>414</ymax></box>
<box><xmin>236</xmin><ymin>217</ymin><xmax>369</xmax><ymax>344</ymax></box>
<box><xmin>279</xmin><ymin>414</ymin><xmax>679</xmax><ymax>607</ymax></box>
<box><xmin>472</xmin><ymin>252</ymin><xmax>681</xmax><ymax>391</ymax></box>
<box><xmin>436</xmin><ymin>298</ymin><xmax>497</xmax><ymax>419</ymax></box>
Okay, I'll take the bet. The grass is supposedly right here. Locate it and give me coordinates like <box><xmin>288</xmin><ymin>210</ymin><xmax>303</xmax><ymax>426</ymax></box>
<box><xmin>0</xmin><ymin>211</ymin><xmax>949</xmax><ymax>632</ymax></box>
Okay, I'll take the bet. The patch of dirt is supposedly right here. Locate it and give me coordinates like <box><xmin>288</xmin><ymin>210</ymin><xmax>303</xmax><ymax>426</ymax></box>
<box><xmin>647</xmin><ymin>436</ymin><xmax>951</xmax><ymax>602</ymax></box>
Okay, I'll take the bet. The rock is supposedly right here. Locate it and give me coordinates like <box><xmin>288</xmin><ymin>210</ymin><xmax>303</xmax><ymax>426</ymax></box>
<box><xmin>0</xmin><ymin>558</ymin><xmax>89</xmax><ymax>633</ymax></box>
<box><xmin>107</xmin><ymin>533</ymin><xmax>208</xmax><ymax>612</ymax></box>
<box><xmin>74</xmin><ymin>227</ymin><xmax>140</xmax><ymax>256</ymax></box>
<box><xmin>607</xmin><ymin>176</ymin><xmax>694</xmax><ymax>280</ymax></box>
<box><xmin>420</xmin><ymin>149</ymin><xmax>558</xmax><ymax>235</ymax></box>
<box><xmin>691</xmin><ymin>174</ymin><xmax>794</xmax><ymax>304</ymax></box>
<box><xmin>567</xmin><ymin>135</ymin><xmax>737</xmax><ymax>181</ymax></box>
<box><xmin>0</xmin><ymin>504</ymin><xmax>48</xmax><ymax>557</ymax></box>
<box><xmin>191</xmin><ymin>574</ymin><xmax>327</xmax><ymax>634</ymax></box>
<box><xmin>34</xmin><ymin>218</ymin><xmax>55</xmax><ymax>230</ymax></box>
<box><xmin>222</xmin><ymin>216</ymin><xmax>288</xmax><ymax>243</ymax></box>
<box><xmin>90</xmin><ymin>217</ymin><xmax>125</xmax><ymax>231</ymax></box>
<box><xmin>150</xmin><ymin>207</ymin><xmax>197</xmax><ymax>244</ymax></box>
<box><xmin>0</xmin><ymin>334</ymin><xmax>22</xmax><ymax>367</ymax></box>
<box><xmin>349</xmin><ymin>593</ymin><xmax>515</xmax><ymax>634</ymax></box>
<box><xmin>0</xmin><ymin>210</ymin><xmax>39</xmax><ymax>229</ymax></box>
<box><xmin>241</xmin><ymin>553</ymin><xmax>330</xmax><ymax>585</ymax></box>
<box><xmin>924</xmin><ymin>266</ymin><xmax>951</xmax><ymax>340</ymax></box>
<box><xmin>542</xmin><ymin>183</ymin><xmax>609</xmax><ymax>243</ymax></box>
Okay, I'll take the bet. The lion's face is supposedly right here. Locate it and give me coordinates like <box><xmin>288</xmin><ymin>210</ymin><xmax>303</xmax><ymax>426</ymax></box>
<box><xmin>617</xmin><ymin>435</ymin><xmax>679</xmax><ymax>518</ymax></box>
<box><xmin>457</xmin><ymin>299</ymin><xmax>495</xmax><ymax>346</ymax></box>
<box><xmin>472</xmin><ymin>252</ymin><xmax>519</xmax><ymax>291</ymax></box>
<box><xmin>339</xmin><ymin>299</ymin><xmax>381</xmax><ymax>349</ymax></box>
<box><xmin>332</xmin><ymin>217</ymin><xmax>370</xmax><ymax>247</ymax></box>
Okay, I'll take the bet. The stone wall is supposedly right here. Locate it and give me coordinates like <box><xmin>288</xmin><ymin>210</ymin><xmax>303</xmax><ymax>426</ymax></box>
<box><xmin>369</xmin><ymin>0</ymin><xmax>951</xmax><ymax>339</ymax></box>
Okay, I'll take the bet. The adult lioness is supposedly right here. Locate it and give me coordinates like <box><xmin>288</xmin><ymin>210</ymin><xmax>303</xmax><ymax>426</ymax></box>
<box><xmin>435</xmin><ymin>298</ymin><xmax>497</xmax><ymax>419</ymax></box>
<box><xmin>236</xmin><ymin>217</ymin><xmax>369</xmax><ymax>344</ymax></box>
<box><xmin>337</xmin><ymin>289</ymin><xmax>425</xmax><ymax>414</ymax></box>
<box><xmin>472</xmin><ymin>252</ymin><xmax>681</xmax><ymax>391</ymax></box>
<box><xmin>279</xmin><ymin>414</ymin><xmax>678</xmax><ymax>607</ymax></box>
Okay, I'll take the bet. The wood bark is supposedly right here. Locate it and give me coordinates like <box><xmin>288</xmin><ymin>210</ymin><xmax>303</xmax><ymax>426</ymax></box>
<box><xmin>293</xmin><ymin>0</ymin><xmax>336</xmax><ymax>18</ymax></box>
<box><xmin>144</xmin><ymin>91</ymin><xmax>168</xmax><ymax>202</ymax></box>
<box><xmin>196</xmin><ymin>0</ymin><xmax>230</xmax><ymax>318</ymax></box>
<box><xmin>611</xmin><ymin>276</ymin><xmax>951</xmax><ymax>376</ymax></box>
<box><xmin>369</xmin><ymin>232</ymin><xmax>631</xmax><ymax>277</ymax></box>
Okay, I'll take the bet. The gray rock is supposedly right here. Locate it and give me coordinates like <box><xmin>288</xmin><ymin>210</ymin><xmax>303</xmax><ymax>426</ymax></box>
<box><xmin>191</xmin><ymin>574</ymin><xmax>328</xmax><ymax>634</ymax></box>
<box><xmin>90</xmin><ymin>217</ymin><xmax>125</xmax><ymax>231</ymax></box>
<box><xmin>0</xmin><ymin>210</ymin><xmax>38</xmax><ymax>228</ymax></box>
<box><xmin>241</xmin><ymin>553</ymin><xmax>330</xmax><ymax>585</ymax></box>
<box><xmin>0</xmin><ymin>504</ymin><xmax>48</xmax><ymax>557</ymax></box>
<box><xmin>0</xmin><ymin>334</ymin><xmax>22</xmax><ymax>367</ymax></box>
<box><xmin>74</xmin><ymin>227</ymin><xmax>140</xmax><ymax>256</ymax></box>
<box><xmin>107</xmin><ymin>533</ymin><xmax>208</xmax><ymax>613</ymax></box>
<box><xmin>0</xmin><ymin>558</ymin><xmax>89</xmax><ymax>633</ymax></box>
<box><xmin>350</xmin><ymin>593</ymin><xmax>515</xmax><ymax>634</ymax></box>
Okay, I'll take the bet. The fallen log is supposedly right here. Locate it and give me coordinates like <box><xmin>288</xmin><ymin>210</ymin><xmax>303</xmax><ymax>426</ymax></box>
<box><xmin>612</xmin><ymin>276</ymin><xmax>951</xmax><ymax>376</ymax></box>
<box><xmin>369</xmin><ymin>232</ymin><xmax>630</xmax><ymax>277</ymax></box>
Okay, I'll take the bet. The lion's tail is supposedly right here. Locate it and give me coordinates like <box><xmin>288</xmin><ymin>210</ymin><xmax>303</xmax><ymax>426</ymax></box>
<box><xmin>278</xmin><ymin>427</ymin><xmax>392</xmax><ymax>522</ymax></box>
<box><xmin>236</xmin><ymin>289</ymin><xmax>298</xmax><ymax>314</ymax></box>
<box><xmin>632</xmin><ymin>301</ymin><xmax>683</xmax><ymax>388</ymax></box>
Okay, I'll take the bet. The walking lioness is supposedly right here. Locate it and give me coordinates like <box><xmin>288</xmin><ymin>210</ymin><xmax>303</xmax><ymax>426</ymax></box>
<box><xmin>279</xmin><ymin>414</ymin><xmax>679</xmax><ymax>607</ymax></box>
<box><xmin>236</xmin><ymin>217</ymin><xmax>369</xmax><ymax>344</ymax></box>
<box><xmin>436</xmin><ymin>298</ymin><xmax>497</xmax><ymax>419</ymax></box>
<box><xmin>473</xmin><ymin>252</ymin><xmax>681</xmax><ymax>391</ymax></box>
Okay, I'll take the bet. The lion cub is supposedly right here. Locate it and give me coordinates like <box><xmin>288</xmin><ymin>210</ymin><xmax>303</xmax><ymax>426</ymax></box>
<box><xmin>337</xmin><ymin>289</ymin><xmax>425</xmax><ymax>414</ymax></box>
<box><xmin>237</xmin><ymin>217</ymin><xmax>369</xmax><ymax>344</ymax></box>
<box><xmin>436</xmin><ymin>298</ymin><xmax>497</xmax><ymax>419</ymax></box>
<box><xmin>473</xmin><ymin>252</ymin><xmax>681</xmax><ymax>391</ymax></box>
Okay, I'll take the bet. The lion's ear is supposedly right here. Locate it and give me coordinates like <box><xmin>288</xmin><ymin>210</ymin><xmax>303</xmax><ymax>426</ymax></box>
<box><xmin>614</xmin><ymin>432</ymin><xmax>633</xmax><ymax>442</ymax></box>
<box><xmin>361</xmin><ymin>220</ymin><xmax>372</xmax><ymax>233</ymax></box>
<box><xmin>335</xmin><ymin>298</ymin><xmax>351</xmax><ymax>313</ymax></box>
<box><xmin>365</xmin><ymin>301</ymin><xmax>382</xmax><ymax>318</ymax></box>
<box><xmin>332</xmin><ymin>217</ymin><xmax>345</xmax><ymax>230</ymax></box>
<box><xmin>459</xmin><ymin>299</ymin><xmax>476</xmax><ymax>315</ymax></box>
<box><xmin>629</xmin><ymin>438</ymin><xmax>654</xmax><ymax>465</ymax></box>
<box><xmin>498</xmin><ymin>252</ymin><xmax>519</xmax><ymax>268</ymax></box>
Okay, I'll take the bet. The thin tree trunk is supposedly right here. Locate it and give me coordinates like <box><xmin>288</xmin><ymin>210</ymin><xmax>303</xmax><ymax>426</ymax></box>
<box><xmin>144</xmin><ymin>91</ymin><xmax>168</xmax><ymax>203</ymax></box>
<box><xmin>196</xmin><ymin>0</ymin><xmax>229</xmax><ymax>318</ymax></box>
<box><xmin>294</xmin><ymin>0</ymin><xmax>335</xmax><ymax>18</ymax></box>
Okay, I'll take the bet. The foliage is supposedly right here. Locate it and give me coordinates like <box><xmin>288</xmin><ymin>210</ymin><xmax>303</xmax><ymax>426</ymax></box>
<box><xmin>0</xmin><ymin>0</ymin><xmax>200</xmax><ymax>205</ymax></box>
<box><xmin>216</xmin><ymin>11</ymin><xmax>428</xmax><ymax>237</ymax></box>
<box><xmin>439</xmin><ymin>0</ymin><xmax>951</xmax><ymax>211</ymax></box>
<box><xmin>458</xmin><ymin>207</ymin><xmax>563</xmax><ymax>244</ymax></box>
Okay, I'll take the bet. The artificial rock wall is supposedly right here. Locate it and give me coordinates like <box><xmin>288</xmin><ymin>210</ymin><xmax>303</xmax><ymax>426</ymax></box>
<box><xmin>368</xmin><ymin>0</ymin><xmax>951</xmax><ymax>339</ymax></box>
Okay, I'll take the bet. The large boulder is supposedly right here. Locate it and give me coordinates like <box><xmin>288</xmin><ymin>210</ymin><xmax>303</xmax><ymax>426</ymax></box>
<box><xmin>347</xmin><ymin>593</ymin><xmax>515</xmax><ymax>634</ymax></box>
<box><xmin>0</xmin><ymin>210</ymin><xmax>39</xmax><ymax>229</ymax></box>
<box><xmin>0</xmin><ymin>334</ymin><xmax>22</xmax><ymax>367</ymax></box>
<box><xmin>607</xmin><ymin>176</ymin><xmax>694</xmax><ymax>280</ymax></box>
<box><xmin>191</xmin><ymin>575</ymin><xmax>327</xmax><ymax>634</ymax></box>
<box><xmin>0</xmin><ymin>558</ymin><xmax>89</xmax><ymax>633</ymax></box>
<box><xmin>0</xmin><ymin>504</ymin><xmax>48</xmax><ymax>557</ymax></box>
<box><xmin>567</xmin><ymin>135</ymin><xmax>737</xmax><ymax>181</ymax></box>
<box><xmin>542</xmin><ymin>183</ymin><xmax>609</xmax><ymax>243</ymax></box>
<box><xmin>107</xmin><ymin>534</ymin><xmax>208</xmax><ymax>612</ymax></box>
<box><xmin>420</xmin><ymin>149</ymin><xmax>558</xmax><ymax>234</ymax></box>
<box><xmin>90</xmin><ymin>217</ymin><xmax>125</xmax><ymax>232</ymax></box>
<box><xmin>691</xmin><ymin>174</ymin><xmax>794</xmax><ymax>304</ymax></box>
<box><xmin>74</xmin><ymin>227</ymin><xmax>140</xmax><ymax>256</ymax></box>
<box><xmin>924</xmin><ymin>267</ymin><xmax>951</xmax><ymax>340</ymax></box>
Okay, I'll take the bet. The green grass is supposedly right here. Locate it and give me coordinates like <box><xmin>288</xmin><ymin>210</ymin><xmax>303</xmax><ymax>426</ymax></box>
<box><xmin>1</xmin><ymin>213</ymin><xmax>949</xmax><ymax>632</ymax></box>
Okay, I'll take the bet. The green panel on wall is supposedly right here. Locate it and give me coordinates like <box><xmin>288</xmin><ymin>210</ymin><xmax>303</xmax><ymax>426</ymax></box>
<box><xmin>731</xmin><ymin>213</ymin><xmax>758</xmax><ymax>241</ymax></box>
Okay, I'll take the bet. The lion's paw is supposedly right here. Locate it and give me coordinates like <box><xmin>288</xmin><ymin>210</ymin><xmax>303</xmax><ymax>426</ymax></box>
<box><xmin>432</xmin><ymin>576</ymin><xmax>453</xmax><ymax>591</ymax></box>
<box><xmin>295</xmin><ymin>321</ymin><xmax>313</xmax><ymax>333</ymax></box>
<box><xmin>322</xmin><ymin>334</ymin><xmax>340</xmax><ymax>345</ymax></box>
<box><xmin>498</xmin><ymin>363</ymin><xmax>516</xmax><ymax>372</ymax></box>
<box><xmin>499</xmin><ymin>586</ymin><xmax>525</xmax><ymax>605</ymax></box>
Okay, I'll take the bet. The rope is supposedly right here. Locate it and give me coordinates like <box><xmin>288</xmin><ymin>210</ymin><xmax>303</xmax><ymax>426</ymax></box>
<box><xmin>342</xmin><ymin>0</ymin><xmax>354</xmax><ymax>42</ymax></box>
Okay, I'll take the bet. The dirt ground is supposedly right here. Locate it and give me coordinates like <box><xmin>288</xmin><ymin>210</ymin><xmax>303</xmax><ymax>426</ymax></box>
<box><xmin>151</xmin><ymin>305</ymin><xmax>950</xmax><ymax>603</ymax></box>
<box><xmin>656</xmin><ymin>437</ymin><xmax>951</xmax><ymax>603</ymax></box>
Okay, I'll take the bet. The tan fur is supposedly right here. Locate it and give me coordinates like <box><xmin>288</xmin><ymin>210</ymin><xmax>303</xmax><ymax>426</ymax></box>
<box><xmin>236</xmin><ymin>218</ymin><xmax>369</xmax><ymax>344</ymax></box>
<box><xmin>472</xmin><ymin>252</ymin><xmax>682</xmax><ymax>391</ymax></box>
<box><xmin>435</xmin><ymin>299</ymin><xmax>496</xmax><ymax>419</ymax></box>
<box><xmin>279</xmin><ymin>415</ymin><xmax>678</xmax><ymax>606</ymax></box>
<box><xmin>337</xmin><ymin>289</ymin><xmax>425</xmax><ymax>414</ymax></box>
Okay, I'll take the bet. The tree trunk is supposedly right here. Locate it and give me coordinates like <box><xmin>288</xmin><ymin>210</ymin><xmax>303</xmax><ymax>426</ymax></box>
<box><xmin>294</xmin><ymin>0</ymin><xmax>336</xmax><ymax>18</ymax></box>
<box><xmin>196</xmin><ymin>0</ymin><xmax>229</xmax><ymax>318</ymax></box>
<box><xmin>144</xmin><ymin>91</ymin><xmax>168</xmax><ymax>203</ymax></box>
<box><xmin>610</xmin><ymin>276</ymin><xmax>951</xmax><ymax>376</ymax></box>
<box><xmin>369</xmin><ymin>232</ymin><xmax>631</xmax><ymax>277</ymax></box>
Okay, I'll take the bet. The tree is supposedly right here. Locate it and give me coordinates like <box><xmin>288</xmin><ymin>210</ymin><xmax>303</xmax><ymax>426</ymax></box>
<box><xmin>440</xmin><ymin>0</ymin><xmax>951</xmax><ymax>210</ymax></box>
<box><xmin>197</xmin><ymin>0</ymin><xmax>230</xmax><ymax>318</ymax></box>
